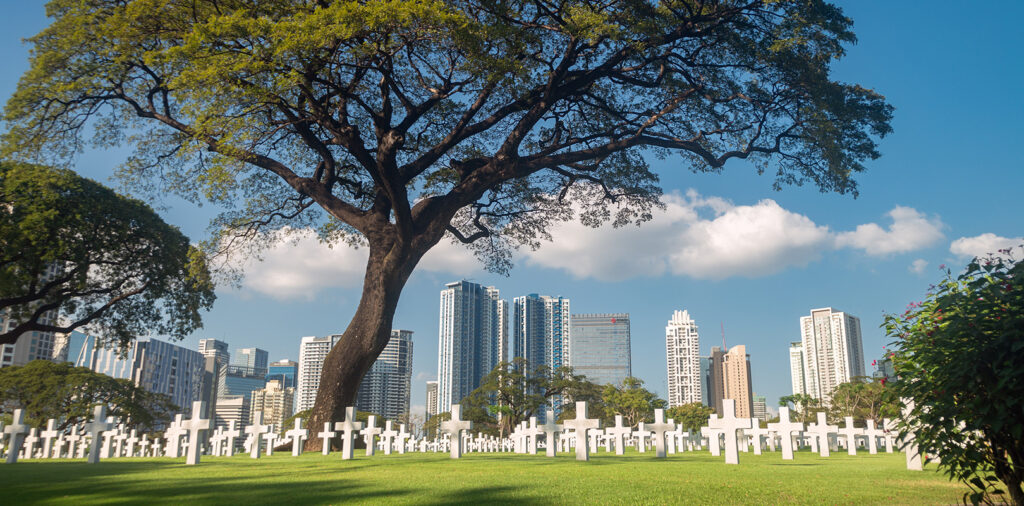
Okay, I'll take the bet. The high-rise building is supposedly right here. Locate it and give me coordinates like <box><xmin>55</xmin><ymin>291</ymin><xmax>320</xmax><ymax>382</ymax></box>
<box><xmin>752</xmin><ymin>394</ymin><xmax>767</xmax><ymax>422</ymax></box>
<box><xmin>513</xmin><ymin>294</ymin><xmax>571</xmax><ymax>371</ymax></box>
<box><xmin>268</xmin><ymin>359</ymin><xmax>298</xmax><ymax>389</ymax></box>
<box><xmin>356</xmin><ymin>330</ymin><xmax>414</xmax><ymax>420</ymax></box>
<box><xmin>232</xmin><ymin>347</ymin><xmax>269</xmax><ymax>375</ymax></box>
<box><xmin>425</xmin><ymin>381</ymin><xmax>438</xmax><ymax>418</ymax></box>
<box><xmin>699</xmin><ymin>356</ymin><xmax>712</xmax><ymax>406</ymax></box>
<box><xmin>666</xmin><ymin>310</ymin><xmax>701</xmax><ymax>408</ymax></box>
<box><xmin>437</xmin><ymin>281</ymin><xmax>507</xmax><ymax>413</ymax></box>
<box><xmin>0</xmin><ymin>263</ymin><xmax>62</xmax><ymax>368</ymax></box>
<box><xmin>199</xmin><ymin>339</ymin><xmax>231</xmax><ymax>366</ymax></box>
<box><xmin>214</xmin><ymin>395</ymin><xmax>247</xmax><ymax>431</ymax></box>
<box><xmin>704</xmin><ymin>346</ymin><xmax>726</xmax><ymax>413</ymax></box>
<box><xmin>297</xmin><ymin>334</ymin><xmax>343</xmax><ymax>412</ymax></box>
<box><xmin>789</xmin><ymin>341</ymin><xmax>807</xmax><ymax>396</ymax></box>
<box><xmin>872</xmin><ymin>356</ymin><xmax>896</xmax><ymax>383</ymax></box>
<box><xmin>198</xmin><ymin>339</ymin><xmax>232</xmax><ymax>418</ymax></box>
<box><xmin>250</xmin><ymin>379</ymin><xmax>295</xmax><ymax>427</ymax></box>
<box><xmin>85</xmin><ymin>337</ymin><xmax>205</xmax><ymax>417</ymax></box>
<box><xmin>722</xmin><ymin>344</ymin><xmax>753</xmax><ymax>419</ymax></box>
<box><xmin>52</xmin><ymin>331</ymin><xmax>93</xmax><ymax>365</ymax></box>
<box><xmin>799</xmin><ymin>307</ymin><xmax>865</xmax><ymax>402</ymax></box>
<box><xmin>569</xmin><ymin>313</ymin><xmax>631</xmax><ymax>386</ymax></box>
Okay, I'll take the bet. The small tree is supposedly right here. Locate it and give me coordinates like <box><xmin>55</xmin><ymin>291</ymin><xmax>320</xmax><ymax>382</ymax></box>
<box><xmin>0</xmin><ymin>162</ymin><xmax>215</xmax><ymax>348</ymax></box>
<box><xmin>602</xmin><ymin>377</ymin><xmax>666</xmax><ymax>427</ymax></box>
<box><xmin>0</xmin><ymin>360</ymin><xmax>178</xmax><ymax>432</ymax></box>
<box><xmin>666</xmin><ymin>402</ymin><xmax>714</xmax><ymax>433</ymax></box>
<box><xmin>827</xmin><ymin>377</ymin><xmax>898</xmax><ymax>425</ymax></box>
<box><xmin>778</xmin><ymin>393</ymin><xmax>823</xmax><ymax>423</ymax></box>
<box><xmin>884</xmin><ymin>249</ymin><xmax>1024</xmax><ymax>505</ymax></box>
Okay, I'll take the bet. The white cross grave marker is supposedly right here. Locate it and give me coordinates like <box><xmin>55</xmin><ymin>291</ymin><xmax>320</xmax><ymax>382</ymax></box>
<box><xmin>440</xmin><ymin>405</ymin><xmax>473</xmax><ymax>459</ymax></box>
<box><xmin>647</xmin><ymin>409</ymin><xmax>675</xmax><ymax>458</ymax></box>
<box><xmin>397</xmin><ymin>424</ymin><xmax>411</xmax><ymax>454</ymax></box>
<box><xmin>901</xmin><ymin>399</ymin><xmax>922</xmax><ymax>471</ymax></box>
<box><xmin>380</xmin><ymin>420</ymin><xmax>397</xmax><ymax>455</ymax></box>
<box><xmin>85</xmin><ymin>405</ymin><xmax>114</xmax><ymax>464</ymax></box>
<box><xmin>561</xmin><ymin>401</ymin><xmax>601</xmax><ymax>462</ymax></box>
<box><xmin>245</xmin><ymin>411</ymin><xmax>271</xmax><ymax>459</ymax></box>
<box><xmin>605</xmin><ymin>415</ymin><xmax>632</xmax><ymax>456</ymax></box>
<box><xmin>863</xmin><ymin>419</ymin><xmax>883</xmax><ymax>455</ymax></box>
<box><xmin>539</xmin><ymin>409</ymin><xmax>561</xmax><ymax>458</ymax></box>
<box><xmin>806</xmin><ymin>411</ymin><xmax>838</xmax><ymax>458</ymax></box>
<box><xmin>286</xmin><ymin>418</ymin><xmax>308</xmax><ymax>457</ymax></box>
<box><xmin>361</xmin><ymin>416</ymin><xmax>382</xmax><ymax>457</ymax></box>
<box><xmin>317</xmin><ymin>422</ymin><xmax>336</xmax><ymax>456</ymax></box>
<box><xmin>22</xmin><ymin>428</ymin><xmax>39</xmax><ymax>459</ymax></box>
<box><xmin>184</xmin><ymin>401</ymin><xmax>212</xmax><ymax>465</ymax></box>
<box><xmin>224</xmin><ymin>420</ymin><xmax>241</xmax><ymax>457</ymax></box>
<box><xmin>126</xmin><ymin>429</ymin><xmax>140</xmax><ymax>457</ymax></box>
<box><xmin>40</xmin><ymin>419</ymin><xmax>59</xmax><ymax>459</ymax></box>
<box><xmin>165</xmin><ymin>414</ymin><xmax>186</xmax><ymax>458</ymax></box>
<box><xmin>708</xmin><ymin>399</ymin><xmax>752</xmax><ymax>465</ymax></box>
<box><xmin>839</xmin><ymin>417</ymin><xmax>863</xmax><ymax>456</ymax></box>
<box><xmin>334</xmin><ymin>407</ymin><xmax>365</xmax><ymax>460</ymax></box>
<box><xmin>767</xmin><ymin>407</ymin><xmax>804</xmax><ymax>460</ymax></box>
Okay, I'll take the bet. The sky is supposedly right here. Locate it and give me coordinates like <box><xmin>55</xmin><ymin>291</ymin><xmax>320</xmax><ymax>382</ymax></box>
<box><xmin>1</xmin><ymin>2</ymin><xmax>1022</xmax><ymax>418</ymax></box>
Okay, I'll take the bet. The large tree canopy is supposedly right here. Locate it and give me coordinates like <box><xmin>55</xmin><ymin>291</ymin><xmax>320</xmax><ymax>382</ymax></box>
<box><xmin>0</xmin><ymin>161</ymin><xmax>215</xmax><ymax>347</ymax></box>
<box><xmin>2</xmin><ymin>0</ymin><xmax>892</xmax><ymax>450</ymax></box>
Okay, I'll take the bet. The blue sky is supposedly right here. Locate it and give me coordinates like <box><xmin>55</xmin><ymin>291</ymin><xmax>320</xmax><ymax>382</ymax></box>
<box><xmin>2</xmin><ymin>2</ymin><xmax>1022</xmax><ymax>417</ymax></box>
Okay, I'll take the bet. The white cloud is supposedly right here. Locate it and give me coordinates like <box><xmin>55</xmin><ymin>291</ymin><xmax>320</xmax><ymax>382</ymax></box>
<box><xmin>950</xmin><ymin>233</ymin><xmax>1024</xmax><ymax>259</ymax></box>
<box><xmin>909</xmin><ymin>259</ymin><xmax>928</xmax><ymax>275</ymax></box>
<box><xmin>239</xmin><ymin>228</ymin><xmax>482</xmax><ymax>299</ymax></box>
<box><xmin>414</xmin><ymin>371</ymin><xmax>437</xmax><ymax>382</ymax></box>
<box><xmin>835</xmin><ymin>206</ymin><xmax>945</xmax><ymax>256</ymax></box>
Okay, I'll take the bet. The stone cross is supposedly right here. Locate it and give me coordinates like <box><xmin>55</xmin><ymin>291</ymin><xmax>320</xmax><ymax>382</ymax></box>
<box><xmin>224</xmin><ymin>420</ymin><xmax>241</xmax><ymax>457</ymax></box>
<box><xmin>767</xmin><ymin>407</ymin><xmax>804</xmax><ymax>460</ymax></box>
<box><xmin>22</xmin><ymin>428</ymin><xmax>40</xmax><ymax>459</ymax></box>
<box><xmin>561</xmin><ymin>401</ymin><xmax>601</xmax><ymax>462</ymax></box>
<box><xmin>125</xmin><ymin>429</ymin><xmax>140</xmax><ymax>457</ymax></box>
<box><xmin>440</xmin><ymin>405</ymin><xmax>473</xmax><ymax>459</ymax></box>
<box><xmin>605</xmin><ymin>415</ymin><xmax>632</xmax><ymax>456</ymax></box>
<box><xmin>397</xmin><ymin>424</ymin><xmax>411</xmax><ymax>454</ymax></box>
<box><xmin>112</xmin><ymin>424</ymin><xmax>128</xmax><ymax>458</ymax></box>
<box><xmin>746</xmin><ymin>425</ymin><xmax>771</xmax><ymax>456</ymax></box>
<box><xmin>361</xmin><ymin>416</ymin><xmax>382</xmax><ymax>457</ymax></box>
<box><xmin>666</xmin><ymin>420</ymin><xmax>678</xmax><ymax>454</ymax></box>
<box><xmin>838</xmin><ymin>417</ymin><xmax>864</xmax><ymax>456</ymax></box>
<box><xmin>286</xmin><ymin>418</ymin><xmax>308</xmax><ymax>457</ymax></box>
<box><xmin>334</xmin><ymin>407</ymin><xmax>365</xmax><ymax>460</ymax></box>
<box><xmin>523</xmin><ymin>417</ymin><xmax>541</xmax><ymax>455</ymax></box>
<box><xmin>539</xmin><ymin>409</ymin><xmax>561</xmax><ymax>458</ymax></box>
<box><xmin>85</xmin><ymin>405</ymin><xmax>114</xmax><ymax>464</ymax></box>
<box><xmin>209</xmin><ymin>428</ymin><xmax>225</xmax><ymax>456</ymax></box>
<box><xmin>380</xmin><ymin>420</ymin><xmax>398</xmax><ymax>455</ymax></box>
<box><xmin>64</xmin><ymin>426</ymin><xmax>83</xmax><ymax>459</ymax></box>
<box><xmin>901</xmin><ymin>399</ymin><xmax>922</xmax><ymax>471</ymax></box>
<box><xmin>882</xmin><ymin>418</ymin><xmax>896</xmax><ymax>453</ymax></box>
<box><xmin>863</xmin><ymin>419</ymin><xmax>883</xmax><ymax>454</ymax></box>
<box><xmin>317</xmin><ymin>422</ymin><xmax>336</xmax><ymax>456</ymax></box>
<box><xmin>806</xmin><ymin>411</ymin><xmax>838</xmax><ymax>457</ymax></box>
<box><xmin>647</xmin><ymin>409</ymin><xmax>675</xmax><ymax>458</ymax></box>
<box><xmin>634</xmin><ymin>423</ymin><xmax>651</xmax><ymax>452</ymax></box>
<box><xmin>99</xmin><ymin>418</ymin><xmax>117</xmax><ymax>459</ymax></box>
<box><xmin>701</xmin><ymin>425</ymin><xmax>722</xmax><ymax>457</ymax></box>
<box><xmin>40</xmin><ymin>419</ymin><xmax>59</xmax><ymax>459</ymax></box>
<box><xmin>139</xmin><ymin>434</ymin><xmax>151</xmax><ymax>457</ymax></box>
<box><xmin>261</xmin><ymin>427</ymin><xmax>277</xmax><ymax>456</ymax></box>
<box><xmin>184</xmin><ymin>401</ymin><xmax>212</xmax><ymax>465</ymax></box>
<box><xmin>587</xmin><ymin>428</ymin><xmax>602</xmax><ymax>454</ymax></box>
<box><xmin>165</xmin><ymin>414</ymin><xmax>186</xmax><ymax>458</ymax></box>
<box><xmin>708</xmin><ymin>399</ymin><xmax>752</xmax><ymax>465</ymax></box>
<box><xmin>245</xmin><ymin>411</ymin><xmax>270</xmax><ymax>459</ymax></box>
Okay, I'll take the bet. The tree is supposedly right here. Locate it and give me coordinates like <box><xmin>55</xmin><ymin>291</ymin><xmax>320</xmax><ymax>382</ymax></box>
<box><xmin>884</xmin><ymin>249</ymin><xmax>1024</xmax><ymax>505</ymax></box>
<box><xmin>666</xmin><ymin>402</ymin><xmax>714</xmax><ymax>433</ymax></box>
<box><xmin>2</xmin><ymin>0</ymin><xmax>892</xmax><ymax>450</ymax></box>
<box><xmin>778</xmin><ymin>393</ymin><xmax>823</xmax><ymax>423</ymax></box>
<box><xmin>826</xmin><ymin>377</ymin><xmax>898</xmax><ymax>425</ymax></box>
<box><xmin>0</xmin><ymin>161</ymin><xmax>215</xmax><ymax>348</ymax></box>
<box><xmin>602</xmin><ymin>377</ymin><xmax>666</xmax><ymax>427</ymax></box>
<box><xmin>0</xmin><ymin>359</ymin><xmax>178</xmax><ymax>432</ymax></box>
<box><xmin>422</xmin><ymin>412</ymin><xmax>450</xmax><ymax>440</ymax></box>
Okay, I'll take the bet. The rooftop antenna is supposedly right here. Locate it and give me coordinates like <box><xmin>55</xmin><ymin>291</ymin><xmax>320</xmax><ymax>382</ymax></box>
<box><xmin>721</xmin><ymin>322</ymin><xmax>726</xmax><ymax>351</ymax></box>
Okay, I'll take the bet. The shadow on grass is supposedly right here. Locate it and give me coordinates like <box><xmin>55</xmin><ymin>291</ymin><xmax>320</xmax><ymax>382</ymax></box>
<box><xmin>422</xmin><ymin>485</ymin><xmax>539</xmax><ymax>505</ymax></box>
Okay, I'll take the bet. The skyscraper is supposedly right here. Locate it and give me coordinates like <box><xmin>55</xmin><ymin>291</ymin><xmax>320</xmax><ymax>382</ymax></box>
<box><xmin>752</xmin><ymin>394</ymin><xmax>767</xmax><ymax>422</ymax></box>
<box><xmin>198</xmin><ymin>339</ymin><xmax>230</xmax><ymax>419</ymax></box>
<box><xmin>666</xmin><ymin>310</ymin><xmax>701</xmax><ymax>408</ymax></box>
<box><xmin>569</xmin><ymin>313</ymin><xmax>631</xmax><ymax>386</ymax></box>
<box><xmin>723</xmin><ymin>344</ymin><xmax>754</xmax><ymax>418</ymax></box>
<box><xmin>0</xmin><ymin>263</ymin><xmax>62</xmax><ymax>368</ymax></box>
<box><xmin>799</xmin><ymin>307</ymin><xmax>865</xmax><ymax>402</ymax></box>
<box><xmin>789</xmin><ymin>341</ymin><xmax>807</xmax><ymax>396</ymax></box>
<box><xmin>704</xmin><ymin>346</ymin><xmax>726</xmax><ymax>413</ymax></box>
<box><xmin>268</xmin><ymin>359</ymin><xmax>299</xmax><ymax>389</ymax></box>
<box><xmin>297</xmin><ymin>334</ymin><xmax>343</xmax><ymax>412</ymax></box>
<box><xmin>250</xmin><ymin>379</ymin><xmax>295</xmax><ymax>427</ymax></box>
<box><xmin>425</xmin><ymin>381</ymin><xmax>439</xmax><ymax>418</ymax></box>
<box><xmin>85</xmin><ymin>337</ymin><xmax>205</xmax><ymax>417</ymax></box>
<box><xmin>436</xmin><ymin>281</ymin><xmax>507</xmax><ymax>413</ymax></box>
<box><xmin>513</xmin><ymin>294</ymin><xmax>571</xmax><ymax>370</ymax></box>
<box><xmin>199</xmin><ymin>339</ymin><xmax>231</xmax><ymax>366</ymax></box>
<box><xmin>233</xmin><ymin>347</ymin><xmax>269</xmax><ymax>375</ymax></box>
<box><xmin>356</xmin><ymin>329</ymin><xmax>414</xmax><ymax>420</ymax></box>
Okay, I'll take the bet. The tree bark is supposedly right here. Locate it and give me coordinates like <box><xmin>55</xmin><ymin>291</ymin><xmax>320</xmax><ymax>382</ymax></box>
<box><xmin>302</xmin><ymin>235</ymin><xmax>427</xmax><ymax>452</ymax></box>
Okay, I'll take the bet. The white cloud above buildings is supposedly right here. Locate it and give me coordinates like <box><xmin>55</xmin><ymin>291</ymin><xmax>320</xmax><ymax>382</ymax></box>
<box><xmin>949</xmin><ymin>233</ymin><xmax>1024</xmax><ymax>259</ymax></box>
<box><xmin>909</xmin><ymin>259</ymin><xmax>929</xmax><ymax>275</ymax></box>
<box><xmin>237</xmin><ymin>191</ymin><xmax>949</xmax><ymax>297</ymax></box>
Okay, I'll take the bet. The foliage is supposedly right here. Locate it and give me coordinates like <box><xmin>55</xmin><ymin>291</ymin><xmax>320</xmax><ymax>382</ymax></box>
<box><xmin>826</xmin><ymin>377</ymin><xmax>899</xmax><ymax>425</ymax></box>
<box><xmin>422</xmin><ymin>412</ymin><xmax>450</xmax><ymax>440</ymax></box>
<box><xmin>885</xmin><ymin>249</ymin><xmax>1024</xmax><ymax>505</ymax></box>
<box><xmin>666</xmin><ymin>402</ymin><xmax>714</xmax><ymax>433</ymax></box>
<box><xmin>602</xmin><ymin>377</ymin><xmax>666</xmax><ymax>427</ymax></box>
<box><xmin>0</xmin><ymin>162</ymin><xmax>215</xmax><ymax>348</ymax></box>
<box><xmin>778</xmin><ymin>393</ymin><xmax>824</xmax><ymax>423</ymax></box>
<box><xmin>280</xmin><ymin>409</ymin><xmax>311</xmax><ymax>435</ymax></box>
<box><xmin>0</xmin><ymin>359</ymin><xmax>178</xmax><ymax>432</ymax></box>
<box><xmin>462</xmin><ymin>358</ymin><xmax>598</xmax><ymax>436</ymax></box>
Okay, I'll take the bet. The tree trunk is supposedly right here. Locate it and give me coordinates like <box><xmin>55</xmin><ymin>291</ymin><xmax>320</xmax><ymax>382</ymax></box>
<box><xmin>302</xmin><ymin>239</ymin><xmax>422</xmax><ymax>452</ymax></box>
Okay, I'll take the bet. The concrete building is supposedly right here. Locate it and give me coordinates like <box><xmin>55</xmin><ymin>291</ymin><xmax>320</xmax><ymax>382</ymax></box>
<box><xmin>752</xmin><ymin>394</ymin><xmax>767</xmax><ymax>422</ymax></box>
<box><xmin>232</xmin><ymin>347</ymin><xmax>268</xmax><ymax>375</ymax></box>
<box><xmin>723</xmin><ymin>344</ymin><xmax>754</xmax><ymax>419</ymax></box>
<box><xmin>250</xmin><ymin>379</ymin><xmax>295</xmax><ymax>427</ymax></box>
<box><xmin>569</xmin><ymin>313</ymin><xmax>631</xmax><ymax>386</ymax></box>
<box><xmin>513</xmin><ymin>294</ymin><xmax>570</xmax><ymax>373</ymax></box>
<box><xmin>0</xmin><ymin>263</ymin><xmax>62</xmax><ymax>368</ymax></box>
<box><xmin>425</xmin><ymin>380</ymin><xmax>438</xmax><ymax>418</ymax></box>
<box><xmin>356</xmin><ymin>330</ymin><xmax>414</xmax><ymax>420</ymax></box>
<box><xmin>214</xmin><ymin>395</ymin><xmax>247</xmax><ymax>431</ymax></box>
<box><xmin>872</xmin><ymin>356</ymin><xmax>896</xmax><ymax>383</ymax></box>
<box><xmin>198</xmin><ymin>339</ymin><xmax>231</xmax><ymax>418</ymax></box>
<box><xmin>789</xmin><ymin>341</ymin><xmax>807</xmax><ymax>396</ymax></box>
<box><xmin>297</xmin><ymin>334</ymin><xmax>343</xmax><ymax>412</ymax></box>
<box><xmin>799</xmin><ymin>308</ymin><xmax>865</xmax><ymax>402</ymax></box>
<box><xmin>666</xmin><ymin>310</ymin><xmax>701</xmax><ymax>408</ymax></box>
<box><xmin>704</xmin><ymin>346</ymin><xmax>726</xmax><ymax>413</ymax></box>
<box><xmin>199</xmin><ymin>339</ymin><xmax>231</xmax><ymax>366</ymax></box>
<box><xmin>436</xmin><ymin>281</ymin><xmax>507</xmax><ymax>413</ymax></box>
<box><xmin>268</xmin><ymin>359</ymin><xmax>298</xmax><ymax>389</ymax></box>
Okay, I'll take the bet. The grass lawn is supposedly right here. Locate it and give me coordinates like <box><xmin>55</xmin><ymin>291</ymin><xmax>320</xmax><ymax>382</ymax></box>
<box><xmin>0</xmin><ymin>449</ymin><xmax>962</xmax><ymax>505</ymax></box>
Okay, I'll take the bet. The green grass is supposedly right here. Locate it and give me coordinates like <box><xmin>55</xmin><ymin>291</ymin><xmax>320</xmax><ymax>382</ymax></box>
<box><xmin>0</xmin><ymin>449</ymin><xmax>962</xmax><ymax>505</ymax></box>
